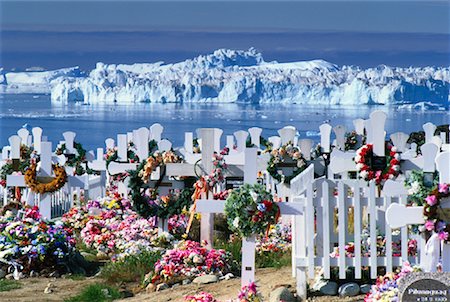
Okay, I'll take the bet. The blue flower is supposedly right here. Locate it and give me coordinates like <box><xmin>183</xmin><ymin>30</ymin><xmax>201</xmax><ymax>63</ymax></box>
<box><xmin>257</xmin><ymin>203</ymin><xmax>266</xmax><ymax>212</ymax></box>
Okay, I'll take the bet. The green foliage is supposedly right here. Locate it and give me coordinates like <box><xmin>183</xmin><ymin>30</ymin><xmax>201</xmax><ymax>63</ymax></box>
<box><xmin>224</xmin><ymin>184</ymin><xmax>278</xmax><ymax>237</ymax></box>
<box><xmin>405</xmin><ymin>170</ymin><xmax>439</xmax><ymax>206</ymax></box>
<box><xmin>101</xmin><ymin>251</ymin><xmax>161</xmax><ymax>283</ymax></box>
<box><xmin>64</xmin><ymin>284</ymin><xmax>121</xmax><ymax>302</ymax></box>
<box><xmin>0</xmin><ymin>279</ymin><xmax>21</xmax><ymax>292</ymax></box>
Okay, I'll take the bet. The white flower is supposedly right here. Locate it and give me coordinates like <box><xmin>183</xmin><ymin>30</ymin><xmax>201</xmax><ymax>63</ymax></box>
<box><xmin>393</xmin><ymin>165</ymin><xmax>400</xmax><ymax>171</ymax></box>
<box><xmin>250</xmin><ymin>191</ymin><xmax>258</xmax><ymax>202</ymax></box>
<box><xmin>391</xmin><ymin>146</ymin><xmax>397</xmax><ymax>152</ymax></box>
<box><xmin>356</xmin><ymin>163</ymin><xmax>364</xmax><ymax>171</ymax></box>
<box><xmin>394</xmin><ymin>154</ymin><xmax>400</xmax><ymax>160</ymax></box>
<box><xmin>354</xmin><ymin>155</ymin><xmax>362</xmax><ymax>163</ymax></box>
<box><xmin>232</xmin><ymin>217</ymin><xmax>240</xmax><ymax>228</ymax></box>
<box><xmin>408</xmin><ymin>181</ymin><xmax>420</xmax><ymax>194</ymax></box>
<box><xmin>360</xmin><ymin>171</ymin><xmax>369</xmax><ymax>179</ymax></box>
<box><xmin>389</xmin><ymin>174</ymin><xmax>394</xmax><ymax>179</ymax></box>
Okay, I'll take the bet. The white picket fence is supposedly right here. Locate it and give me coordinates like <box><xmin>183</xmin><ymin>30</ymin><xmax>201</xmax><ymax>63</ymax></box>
<box><xmin>291</xmin><ymin>178</ymin><xmax>422</xmax><ymax>298</ymax></box>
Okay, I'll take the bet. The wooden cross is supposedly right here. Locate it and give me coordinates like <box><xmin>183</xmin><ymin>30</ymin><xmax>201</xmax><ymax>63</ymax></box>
<box><xmin>195</xmin><ymin>147</ymin><xmax>304</xmax><ymax>287</ymax></box>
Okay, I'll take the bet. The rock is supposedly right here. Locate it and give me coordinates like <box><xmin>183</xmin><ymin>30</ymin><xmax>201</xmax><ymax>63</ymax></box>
<box><xmin>80</xmin><ymin>251</ymin><xmax>97</xmax><ymax>262</ymax></box>
<box><xmin>338</xmin><ymin>282</ymin><xmax>360</xmax><ymax>297</ymax></box>
<box><xmin>96</xmin><ymin>251</ymin><xmax>109</xmax><ymax>260</ymax></box>
<box><xmin>192</xmin><ymin>275</ymin><xmax>218</xmax><ymax>284</ymax></box>
<box><xmin>269</xmin><ymin>287</ymin><xmax>296</xmax><ymax>302</ymax></box>
<box><xmin>182</xmin><ymin>279</ymin><xmax>192</xmax><ymax>285</ymax></box>
<box><xmin>360</xmin><ymin>284</ymin><xmax>372</xmax><ymax>294</ymax></box>
<box><xmin>5</xmin><ymin>273</ymin><xmax>14</xmax><ymax>280</ymax></box>
<box><xmin>44</xmin><ymin>287</ymin><xmax>53</xmax><ymax>294</ymax></box>
<box><xmin>220</xmin><ymin>273</ymin><xmax>234</xmax><ymax>281</ymax></box>
<box><xmin>49</xmin><ymin>271</ymin><xmax>60</xmax><ymax>278</ymax></box>
<box><xmin>120</xmin><ymin>290</ymin><xmax>134</xmax><ymax>298</ymax></box>
<box><xmin>29</xmin><ymin>271</ymin><xmax>39</xmax><ymax>278</ymax></box>
<box><xmin>146</xmin><ymin>283</ymin><xmax>156</xmax><ymax>293</ymax></box>
<box><xmin>313</xmin><ymin>279</ymin><xmax>338</xmax><ymax>296</ymax></box>
<box><xmin>101</xmin><ymin>288</ymin><xmax>112</xmax><ymax>298</ymax></box>
<box><xmin>156</xmin><ymin>283</ymin><xmax>169</xmax><ymax>291</ymax></box>
<box><xmin>171</xmin><ymin>283</ymin><xmax>180</xmax><ymax>288</ymax></box>
<box><xmin>0</xmin><ymin>269</ymin><xmax>6</xmax><ymax>279</ymax></box>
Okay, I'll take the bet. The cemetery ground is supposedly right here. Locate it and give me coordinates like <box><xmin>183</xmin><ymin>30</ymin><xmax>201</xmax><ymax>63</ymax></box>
<box><xmin>0</xmin><ymin>265</ymin><xmax>365</xmax><ymax>302</ymax></box>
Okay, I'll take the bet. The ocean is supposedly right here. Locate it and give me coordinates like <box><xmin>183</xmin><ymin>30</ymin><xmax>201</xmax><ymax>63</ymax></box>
<box><xmin>1</xmin><ymin>94</ymin><xmax>448</xmax><ymax>151</ymax></box>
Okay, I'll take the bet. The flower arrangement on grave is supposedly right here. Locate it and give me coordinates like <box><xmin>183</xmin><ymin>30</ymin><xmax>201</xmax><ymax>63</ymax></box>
<box><xmin>0</xmin><ymin>144</ymin><xmax>36</xmax><ymax>187</ymax></box>
<box><xmin>234</xmin><ymin>282</ymin><xmax>263</xmax><ymax>302</ymax></box>
<box><xmin>224</xmin><ymin>184</ymin><xmax>279</xmax><ymax>238</ymax></box>
<box><xmin>405</xmin><ymin>170</ymin><xmax>439</xmax><ymax>206</ymax></box>
<box><xmin>55</xmin><ymin>142</ymin><xmax>97</xmax><ymax>175</ymax></box>
<box><xmin>355</xmin><ymin>144</ymin><xmax>400</xmax><ymax>185</ymax></box>
<box><xmin>422</xmin><ymin>183</ymin><xmax>450</xmax><ymax>242</ymax></box>
<box><xmin>62</xmin><ymin>193</ymin><xmax>172</xmax><ymax>260</ymax></box>
<box><xmin>266</xmin><ymin>142</ymin><xmax>308</xmax><ymax>185</ymax></box>
<box><xmin>345</xmin><ymin>130</ymin><xmax>361</xmax><ymax>151</ymax></box>
<box><xmin>147</xmin><ymin>189</ymin><xmax>194</xmax><ymax>220</ymax></box>
<box><xmin>146</xmin><ymin>240</ymin><xmax>233</xmax><ymax>286</ymax></box>
<box><xmin>329</xmin><ymin>230</ymin><xmax>417</xmax><ymax>258</ymax></box>
<box><xmin>0</xmin><ymin>206</ymin><xmax>75</xmax><ymax>274</ymax></box>
<box><xmin>139</xmin><ymin>150</ymin><xmax>181</xmax><ymax>183</ymax></box>
<box><xmin>24</xmin><ymin>163</ymin><xmax>67</xmax><ymax>194</ymax></box>
<box><xmin>364</xmin><ymin>262</ymin><xmax>421</xmax><ymax>302</ymax></box>
<box><xmin>255</xmin><ymin>223</ymin><xmax>292</xmax><ymax>254</ymax></box>
<box><xmin>185</xmin><ymin>292</ymin><xmax>218</xmax><ymax>302</ymax></box>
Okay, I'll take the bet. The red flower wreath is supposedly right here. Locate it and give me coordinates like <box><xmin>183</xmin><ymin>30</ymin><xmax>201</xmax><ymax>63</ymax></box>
<box><xmin>355</xmin><ymin>144</ymin><xmax>401</xmax><ymax>185</ymax></box>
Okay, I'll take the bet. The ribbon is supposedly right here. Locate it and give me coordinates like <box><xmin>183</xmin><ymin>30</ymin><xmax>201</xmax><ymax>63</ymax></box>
<box><xmin>15</xmin><ymin>187</ymin><xmax>21</xmax><ymax>203</ymax></box>
<box><xmin>421</xmin><ymin>233</ymin><xmax>440</xmax><ymax>272</ymax></box>
<box><xmin>185</xmin><ymin>177</ymin><xmax>208</xmax><ymax>235</ymax></box>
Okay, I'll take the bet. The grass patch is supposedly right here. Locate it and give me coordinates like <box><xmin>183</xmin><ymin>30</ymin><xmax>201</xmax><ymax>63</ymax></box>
<box><xmin>216</xmin><ymin>239</ymin><xmax>291</xmax><ymax>270</ymax></box>
<box><xmin>66</xmin><ymin>274</ymin><xmax>87</xmax><ymax>281</ymax></box>
<box><xmin>0</xmin><ymin>279</ymin><xmax>21</xmax><ymax>292</ymax></box>
<box><xmin>64</xmin><ymin>284</ymin><xmax>121</xmax><ymax>302</ymax></box>
<box><xmin>101</xmin><ymin>251</ymin><xmax>161</xmax><ymax>283</ymax></box>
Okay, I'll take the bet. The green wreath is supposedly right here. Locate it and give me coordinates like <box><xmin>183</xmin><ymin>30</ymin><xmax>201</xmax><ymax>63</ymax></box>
<box><xmin>224</xmin><ymin>184</ymin><xmax>279</xmax><ymax>237</ymax></box>
<box><xmin>266</xmin><ymin>142</ymin><xmax>308</xmax><ymax>185</ymax></box>
<box><xmin>55</xmin><ymin>142</ymin><xmax>96</xmax><ymax>175</ymax></box>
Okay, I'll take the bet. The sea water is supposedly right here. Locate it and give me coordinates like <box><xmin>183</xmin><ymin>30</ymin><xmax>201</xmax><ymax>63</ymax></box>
<box><xmin>0</xmin><ymin>94</ymin><xmax>449</xmax><ymax>150</ymax></box>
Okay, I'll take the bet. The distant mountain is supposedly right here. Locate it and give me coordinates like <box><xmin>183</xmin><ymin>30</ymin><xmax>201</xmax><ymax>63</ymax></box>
<box><xmin>2</xmin><ymin>49</ymin><xmax>449</xmax><ymax>105</ymax></box>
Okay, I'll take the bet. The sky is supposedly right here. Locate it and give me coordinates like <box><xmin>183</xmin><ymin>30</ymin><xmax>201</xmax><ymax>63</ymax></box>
<box><xmin>0</xmin><ymin>1</ymin><xmax>449</xmax><ymax>70</ymax></box>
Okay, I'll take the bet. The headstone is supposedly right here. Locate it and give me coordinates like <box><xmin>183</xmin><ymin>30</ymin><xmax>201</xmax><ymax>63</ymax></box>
<box><xmin>248</xmin><ymin>127</ymin><xmax>262</xmax><ymax>148</ymax></box>
<box><xmin>105</xmin><ymin>138</ymin><xmax>115</xmax><ymax>150</ymax></box>
<box><xmin>268</xmin><ymin>136</ymin><xmax>282</xmax><ymax>149</ymax></box>
<box><xmin>353</xmin><ymin>119</ymin><xmax>365</xmax><ymax>135</ymax></box>
<box><xmin>226</xmin><ymin>135</ymin><xmax>234</xmax><ymax>150</ymax></box>
<box><xmin>134</xmin><ymin>127</ymin><xmax>150</xmax><ymax>161</ymax></box>
<box><xmin>370</xmin><ymin>111</ymin><xmax>387</xmax><ymax>156</ymax></box>
<box><xmin>421</xmin><ymin>143</ymin><xmax>439</xmax><ymax>173</ymax></box>
<box><xmin>184</xmin><ymin>132</ymin><xmax>193</xmax><ymax>153</ymax></box>
<box><xmin>423</xmin><ymin>122</ymin><xmax>437</xmax><ymax>144</ymax></box>
<box><xmin>17</xmin><ymin>128</ymin><xmax>30</xmax><ymax>147</ymax></box>
<box><xmin>158</xmin><ymin>139</ymin><xmax>172</xmax><ymax>152</ymax></box>
<box><xmin>32</xmin><ymin>127</ymin><xmax>43</xmax><ymax>153</ymax></box>
<box><xmin>278</xmin><ymin>126</ymin><xmax>296</xmax><ymax>145</ymax></box>
<box><xmin>333</xmin><ymin>125</ymin><xmax>346</xmax><ymax>150</ymax></box>
<box><xmin>234</xmin><ymin>131</ymin><xmax>248</xmax><ymax>153</ymax></box>
<box><xmin>150</xmin><ymin>123</ymin><xmax>163</xmax><ymax>142</ymax></box>
<box><xmin>390</xmin><ymin>132</ymin><xmax>409</xmax><ymax>153</ymax></box>
<box><xmin>398</xmin><ymin>273</ymin><xmax>450</xmax><ymax>302</ymax></box>
<box><xmin>298</xmin><ymin>139</ymin><xmax>313</xmax><ymax>160</ymax></box>
<box><xmin>436</xmin><ymin>152</ymin><xmax>450</xmax><ymax>183</ymax></box>
<box><xmin>62</xmin><ymin>131</ymin><xmax>76</xmax><ymax>154</ymax></box>
<box><xmin>117</xmin><ymin>134</ymin><xmax>128</xmax><ymax>161</ymax></box>
<box><xmin>319</xmin><ymin>124</ymin><xmax>332</xmax><ymax>153</ymax></box>
<box><xmin>9</xmin><ymin>136</ymin><xmax>21</xmax><ymax>159</ymax></box>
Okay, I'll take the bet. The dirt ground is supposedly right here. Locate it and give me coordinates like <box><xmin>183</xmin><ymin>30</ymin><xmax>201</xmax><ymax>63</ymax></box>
<box><xmin>0</xmin><ymin>267</ymin><xmax>366</xmax><ymax>302</ymax></box>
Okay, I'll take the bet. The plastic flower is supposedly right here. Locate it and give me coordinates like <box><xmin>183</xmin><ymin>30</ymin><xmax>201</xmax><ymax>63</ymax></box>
<box><xmin>425</xmin><ymin>195</ymin><xmax>437</xmax><ymax>206</ymax></box>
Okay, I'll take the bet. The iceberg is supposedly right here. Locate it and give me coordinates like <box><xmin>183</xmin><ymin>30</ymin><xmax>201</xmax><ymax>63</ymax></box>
<box><xmin>2</xmin><ymin>48</ymin><xmax>449</xmax><ymax>106</ymax></box>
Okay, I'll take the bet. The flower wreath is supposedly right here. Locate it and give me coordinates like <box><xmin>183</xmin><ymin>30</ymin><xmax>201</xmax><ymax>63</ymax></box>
<box><xmin>266</xmin><ymin>142</ymin><xmax>308</xmax><ymax>185</ymax></box>
<box><xmin>24</xmin><ymin>163</ymin><xmax>67</xmax><ymax>194</ymax></box>
<box><xmin>55</xmin><ymin>142</ymin><xmax>96</xmax><ymax>176</ymax></box>
<box><xmin>355</xmin><ymin>143</ymin><xmax>400</xmax><ymax>185</ymax></box>
<box><xmin>423</xmin><ymin>183</ymin><xmax>450</xmax><ymax>242</ymax></box>
<box><xmin>224</xmin><ymin>184</ymin><xmax>279</xmax><ymax>237</ymax></box>
<box><xmin>139</xmin><ymin>150</ymin><xmax>181</xmax><ymax>183</ymax></box>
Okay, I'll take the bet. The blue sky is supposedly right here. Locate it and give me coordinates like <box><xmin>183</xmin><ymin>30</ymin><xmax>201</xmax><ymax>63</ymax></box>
<box><xmin>0</xmin><ymin>1</ymin><xmax>449</xmax><ymax>69</ymax></box>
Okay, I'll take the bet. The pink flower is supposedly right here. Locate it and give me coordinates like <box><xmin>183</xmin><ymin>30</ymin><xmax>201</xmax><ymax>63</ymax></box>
<box><xmin>425</xmin><ymin>195</ymin><xmax>438</xmax><ymax>206</ymax></box>
<box><xmin>438</xmin><ymin>231</ymin><xmax>449</xmax><ymax>241</ymax></box>
<box><xmin>425</xmin><ymin>220</ymin><xmax>435</xmax><ymax>231</ymax></box>
<box><xmin>439</xmin><ymin>183</ymin><xmax>449</xmax><ymax>194</ymax></box>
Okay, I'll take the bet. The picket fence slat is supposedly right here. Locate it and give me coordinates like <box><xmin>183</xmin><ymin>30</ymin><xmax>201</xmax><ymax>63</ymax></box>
<box><xmin>385</xmin><ymin>195</ymin><xmax>393</xmax><ymax>273</ymax></box>
<box><xmin>306</xmin><ymin>183</ymin><xmax>315</xmax><ymax>278</ymax></box>
<box><xmin>322</xmin><ymin>181</ymin><xmax>331</xmax><ymax>279</ymax></box>
<box><xmin>338</xmin><ymin>182</ymin><xmax>346</xmax><ymax>279</ymax></box>
<box><xmin>400</xmin><ymin>195</ymin><xmax>408</xmax><ymax>263</ymax></box>
<box><xmin>353</xmin><ymin>181</ymin><xmax>362</xmax><ymax>279</ymax></box>
<box><xmin>369</xmin><ymin>182</ymin><xmax>377</xmax><ymax>279</ymax></box>
<box><xmin>296</xmin><ymin>256</ymin><xmax>418</xmax><ymax>267</ymax></box>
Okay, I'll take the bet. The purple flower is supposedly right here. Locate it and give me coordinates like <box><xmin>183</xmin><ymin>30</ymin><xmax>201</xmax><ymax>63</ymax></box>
<box><xmin>436</xmin><ymin>221</ymin><xmax>446</xmax><ymax>232</ymax></box>
<box><xmin>438</xmin><ymin>231</ymin><xmax>449</xmax><ymax>241</ymax></box>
